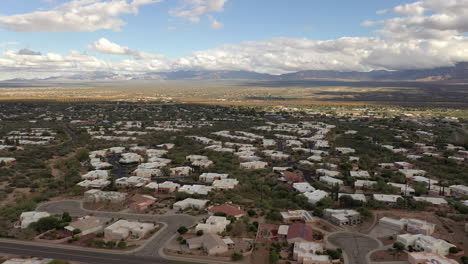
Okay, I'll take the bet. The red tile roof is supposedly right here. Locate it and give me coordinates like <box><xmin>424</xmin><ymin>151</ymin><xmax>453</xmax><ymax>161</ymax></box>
<box><xmin>209</xmin><ymin>204</ymin><xmax>246</xmax><ymax>217</ymax></box>
<box><xmin>287</xmin><ymin>223</ymin><xmax>314</xmax><ymax>241</ymax></box>
<box><xmin>283</xmin><ymin>171</ymin><xmax>304</xmax><ymax>183</ymax></box>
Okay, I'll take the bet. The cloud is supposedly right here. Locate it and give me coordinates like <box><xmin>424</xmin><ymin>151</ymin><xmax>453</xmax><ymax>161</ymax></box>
<box><xmin>0</xmin><ymin>42</ymin><xmax>19</xmax><ymax>48</ymax></box>
<box><xmin>369</xmin><ymin>0</ymin><xmax>468</xmax><ymax>40</ymax></box>
<box><xmin>207</xmin><ymin>15</ymin><xmax>224</xmax><ymax>29</ymax></box>
<box><xmin>2</xmin><ymin>0</ymin><xmax>468</xmax><ymax>79</ymax></box>
<box><xmin>88</xmin><ymin>38</ymin><xmax>164</xmax><ymax>59</ymax></box>
<box><xmin>18</xmin><ymin>49</ymin><xmax>42</xmax><ymax>56</ymax></box>
<box><xmin>0</xmin><ymin>0</ymin><xmax>160</xmax><ymax>32</ymax></box>
<box><xmin>170</xmin><ymin>0</ymin><xmax>228</xmax><ymax>24</ymax></box>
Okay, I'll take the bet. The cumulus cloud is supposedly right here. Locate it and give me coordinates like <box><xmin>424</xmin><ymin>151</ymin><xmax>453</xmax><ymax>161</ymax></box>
<box><xmin>88</xmin><ymin>38</ymin><xmax>165</xmax><ymax>59</ymax></box>
<box><xmin>368</xmin><ymin>0</ymin><xmax>468</xmax><ymax>40</ymax></box>
<box><xmin>0</xmin><ymin>0</ymin><xmax>160</xmax><ymax>32</ymax></box>
<box><xmin>170</xmin><ymin>0</ymin><xmax>228</xmax><ymax>24</ymax></box>
<box><xmin>2</xmin><ymin>0</ymin><xmax>468</xmax><ymax>79</ymax></box>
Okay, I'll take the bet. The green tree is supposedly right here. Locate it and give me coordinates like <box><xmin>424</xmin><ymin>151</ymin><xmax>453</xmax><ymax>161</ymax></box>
<box><xmin>177</xmin><ymin>226</ymin><xmax>188</xmax><ymax>235</ymax></box>
<box><xmin>231</xmin><ymin>252</ymin><xmax>243</xmax><ymax>261</ymax></box>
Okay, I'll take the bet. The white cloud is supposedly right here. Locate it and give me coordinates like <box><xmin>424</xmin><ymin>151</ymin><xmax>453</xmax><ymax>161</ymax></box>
<box><xmin>207</xmin><ymin>15</ymin><xmax>224</xmax><ymax>29</ymax></box>
<box><xmin>2</xmin><ymin>0</ymin><xmax>468</xmax><ymax>79</ymax></box>
<box><xmin>88</xmin><ymin>38</ymin><xmax>165</xmax><ymax>59</ymax></box>
<box><xmin>0</xmin><ymin>0</ymin><xmax>160</xmax><ymax>32</ymax></box>
<box><xmin>370</xmin><ymin>0</ymin><xmax>468</xmax><ymax>40</ymax></box>
<box><xmin>170</xmin><ymin>0</ymin><xmax>228</xmax><ymax>25</ymax></box>
<box><xmin>0</xmin><ymin>42</ymin><xmax>19</xmax><ymax>48</ymax></box>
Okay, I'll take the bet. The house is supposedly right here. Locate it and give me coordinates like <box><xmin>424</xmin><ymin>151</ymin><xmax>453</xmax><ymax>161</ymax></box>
<box><xmin>399</xmin><ymin>169</ymin><xmax>427</xmax><ymax>178</ymax></box>
<box><xmin>179</xmin><ymin>184</ymin><xmax>212</xmax><ymax>195</ymax></box>
<box><xmin>412</xmin><ymin>176</ymin><xmax>438</xmax><ymax>185</ymax></box>
<box><xmin>282</xmin><ymin>171</ymin><xmax>304</xmax><ymax>183</ymax></box>
<box><xmin>119</xmin><ymin>153</ymin><xmax>143</xmax><ymax>164</ymax></box>
<box><xmin>281</xmin><ymin>210</ymin><xmax>318</xmax><ymax>223</ymax></box>
<box><xmin>81</xmin><ymin>170</ymin><xmax>109</xmax><ymax>180</ymax></box>
<box><xmin>338</xmin><ymin>193</ymin><xmax>367</xmax><ymax>203</ymax></box>
<box><xmin>287</xmin><ymin>223</ymin><xmax>315</xmax><ymax>243</ymax></box>
<box><xmin>293</xmin><ymin>182</ymin><xmax>316</xmax><ymax>193</ymax></box>
<box><xmin>293</xmin><ymin>241</ymin><xmax>331</xmax><ymax>264</ymax></box>
<box><xmin>77</xmin><ymin>179</ymin><xmax>110</xmax><ymax>189</ymax></box>
<box><xmin>186</xmin><ymin>155</ymin><xmax>209</xmax><ymax>162</ymax></box>
<box><xmin>316</xmin><ymin>169</ymin><xmax>340</xmax><ymax>178</ymax></box>
<box><xmin>186</xmin><ymin>233</ymin><xmax>228</xmax><ymax>255</ymax></box>
<box><xmin>0</xmin><ymin>157</ymin><xmax>16</xmax><ymax>166</ymax></box>
<box><xmin>379</xmin><ymin>217</ymin><xmax>406</xmax><ymax>231</ymax></box>
<box><xmin>397</xmin><ymin>234</ymin><xmax>456</xmax><ymax>256</ymax></box>
<box><xmin>83</xmin><ymin>190</ymin><xmax>127</xmax><ymax>204</ymax></box>
<box><xmin>304</xmin><ymin>190</ymin><xmax>328</xmax><ymax>205</ymax></box>
<box><xmin>240</xmin><ymin>161</ymin><xmax>268</xmax><ymax>170</ymax></box>
<box><xmin>379</xmin><ymin>217</ymin><xmax>435</xmax><ymax>235</ymax></box>
<box><xmin>319</xmin><ymin>176</ymin><xmax>343</xmax><ymax>187</ymax></box>
<box><xmin>413</xmin><ymin>197</ymin><xmax>447</xmax><ymax>206</ymax></box>
<box><xmin>104</xmin><ymin>220</ymin><xmax>154</xmax><ymax>241</ymax></box>
<box><xmin>373</xmin><ymin>194</ymin><xmax>403</xmax><ymax>205</ymax></box>
<box><xmin>349</xmin><ymin>170</ymin><xmax>370</xmax><ymax>178</ymax></box>
<box><xmin>153</xmin><ymin>181</ymin><xmax>180</xmax><ymax>193</ymax></box>
<box><xmin>65</xmin><ymin>216</ymin><xmax>107</xmax><ymax>236</ymax></box>
<box><xmin>324</xmin><ymin>209</ymin><xmax>361</xmax><ymax>226</ymax></box>
<box><xmin>170</xmin><ymin>166</ymin><xmax>193</xmax><ymax>176</ymax></box>
<box><xmin>354</xmin><ymin>180</ymin><xmax>377</xmax><ymax>189</ymax></box>
<box><xmin>199</xmin><ymin>173</ymin><xmax>229</xmax><ymax>183</ymax></box>
<box><xmin>449</xmin><ymin>185</ymin><xmax>468</xmax><ymax>198</ymax></box>
<box><xmin>394</xmin><ymin>162</ymin><xmax>414</xmax><ymax>169</ymax></box>
<box><xmin>115</xmin><ymin>176</ymin><xmax>151</xmax><ymax>188</ymax></box>
<box><xmin>19</xmin><ymin>211</ymin><xmax>51</xmax><ymax>229</ymax></box>
<box><xmin>196</xmin><ymin>216</ymin><xmax>231</xmax><ymax>233</ymax></box>
<box><xmin>407</xmin><ymin>252</ymin><xmax>458</xmax><ymax>264</ymax></box>
<box><xmin>129</xmin><ymin>194</ymin><xmax>157</xmax><ymax>212</ymax></box>
<box><xmin>133</xmin><ymin>168</ymin><xmax>162</xmax><ymax>178</ymax></box>
<box><xmin>208</xmin><ymin>204</ymin><xmax>246</xmax><ymax>218</ymax></box>
<box><xmin>192</xmin><ymin>159</ymin><xmax>214</xmax><ymax>168</ymax></box>
<box><xmin>212</xmin><ymin>179</ymin><xmax>239</xmax><ymax>190</ymax></box>
<box><xmin>173</xmin><ymin>198</ymin><xmax>209</xmax><ymax>211</ymax></box>
<box><xmin>388</xmin><ymin>183</ymin><xmax>415</xmax><ymax>195</ymax></box>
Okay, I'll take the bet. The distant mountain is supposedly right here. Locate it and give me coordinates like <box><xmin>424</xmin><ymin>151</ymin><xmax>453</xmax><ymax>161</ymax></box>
<box><xmin>5</xmin><ymin>63</ymin><xmax>468</xmax><ymax>82</ymax></box>
<box><xmin>279</xmin><ymin>62</ymin><xmax>468</xmax><ymax>81</ymax></box>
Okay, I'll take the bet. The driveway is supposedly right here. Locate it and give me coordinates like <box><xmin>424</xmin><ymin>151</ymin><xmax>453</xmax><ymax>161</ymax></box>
<box><xmin>327</xmin><ymin>231</ymin><xmax>382</xmax><ymax>264</ymax></box>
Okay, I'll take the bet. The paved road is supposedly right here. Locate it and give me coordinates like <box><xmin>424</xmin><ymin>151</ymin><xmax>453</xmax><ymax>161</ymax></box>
<box><xmin>0</xmin><ymin>240</ymin><xmax>174</xmax><ymax>264</ymax></box>
<box><xmin>327</xmin><ymin>231</ymin><xmax>381</xmax><ymax>264</ymax></box>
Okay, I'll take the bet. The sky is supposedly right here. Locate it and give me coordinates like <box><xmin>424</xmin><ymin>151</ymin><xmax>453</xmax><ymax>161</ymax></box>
<box><xmin>0</xmin><ymin>0</ymin><xmax>468</xmax><ymax>80</ymax></box>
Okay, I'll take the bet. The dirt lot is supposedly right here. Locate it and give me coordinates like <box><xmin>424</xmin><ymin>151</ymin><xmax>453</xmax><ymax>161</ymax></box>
<box><xmin>371</xmin><ymin>249</ymin><xmax>408</xmax><ymax>262</ymax></box>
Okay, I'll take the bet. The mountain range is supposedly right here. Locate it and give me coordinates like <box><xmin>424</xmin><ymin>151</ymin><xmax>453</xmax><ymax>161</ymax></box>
<box><xmin>7</xmin><ymin>62</ymin><xmax>468</xmax><ymax>82</ymax></box>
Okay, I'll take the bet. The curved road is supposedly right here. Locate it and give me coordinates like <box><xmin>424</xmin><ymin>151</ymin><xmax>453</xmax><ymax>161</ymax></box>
<box><xmin>0</xmin><ymin>200</ymin><xmax>202</xmax><ymax>264</ymax></box>
<box><xmin>327</xmin><ymin>231</ymin><xmax>381</xmax><ymax>264</ymax></box>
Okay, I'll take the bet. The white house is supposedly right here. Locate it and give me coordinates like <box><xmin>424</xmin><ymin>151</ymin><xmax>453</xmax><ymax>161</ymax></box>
<box><xmin>195</xmin><ymin>216</ymin><xmax>231</xmax><ymax>234</ymax></box>
<box><xmin>397</xmin><ymin>234</ymin><xmax>456</xmax><ymax>256</ymax></box>
<box><xmin>293</xmin><ymin>182</ymin><xmax>316</xmax><ymax>193</ymax></box>
<box><xmin>199</xmin><ymin>173</ymin><xmax>229</xmax><ymax>183</ymax></box>
<box><xmin>240</xmin><ymin>161</ymin><xmax>268</xmax><ymax>170</ymax></box>
<box><xmin>19</xmin><ymin>211</ymin><xmax>51</xmax><ymax>229</ymax></box>
<box><xmin>303</xmin><ymin>190</ymin><xmax>328</xmax><ymax>205</ymax></box>
<box><xmin>212</xmin><ymin>179</ymin><xmax>239</xmax><ymax>190</ymax></box>
<box><xmin>173</xmin><ymin>198</ymin><xmax>209</xmax><ymax>211</ymax></box>
<box><xmin>319</xmin><ymin>176</ymin><xmax>343</xmax><ymax>187</ymax></box>
<box><xmin>104</xmin><ymin>220</ymin><xmax>154</xmax><ymax>241</ymax></box>
<box><xmin>179</xmin><ymin>185</ymin><xmax>212</xmax><ymax>195</ymax></box>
